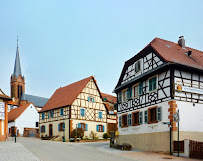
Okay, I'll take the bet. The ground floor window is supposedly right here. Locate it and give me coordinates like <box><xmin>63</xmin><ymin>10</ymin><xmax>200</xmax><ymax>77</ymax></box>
<box><xmin>96</xmin><ymin>125</ymin><xmax>104</xmax><ymax>132</ymax></box>
<box><xmin>41</xmin><ymin>126</ymin><xmax>45</xmax><ymax>133</ymax></box>
<box><xmin>122</xmin><ymin>114</ymin><xmax>127</xmax><ymax>127</ymax></box>
<box><xmin>58</xmin><ymin>122</ymin><xmax>65</xmax><ymax>131</ymax></box>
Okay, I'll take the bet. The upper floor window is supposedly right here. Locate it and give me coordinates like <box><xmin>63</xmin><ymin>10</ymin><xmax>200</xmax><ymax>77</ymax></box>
<box><xmin>48</xmin><ymin>112</ymin><xmax>50</xmax><ymax>118</ymax></box>
<box><xmin>135</xmin><ymin>60</ymin><xmax>141</xmax><ymax>73</ymax></box>
<box><xmin>60</xmin><ymin>108</ymin><xmax>64</xmax><ymax>116</ymax></box>
<box><xmin>98</xmin><ymin>111</ymin><xmax>102</xmax><ymax>119</ymax></box>
<box><xmin>42</xmin><ymin>113</ymin><xmax>45</xmax><ymax>120</ymax></box>
<box><xmin>139</xmin><ymin>82</ymin><xmax>143</xmax><ymax>95</ymax></box>
<box><xmin>149</xmin><ymin>76</ymin><xmax>157</xmax><ymax>92</ymax></box>
<box><xmin>80</xmin><ymin>108</ymin><xmax>85</xmax><ymax>116</ymax></box>
<box><xmin>88</xmin><ymin>96</ymin><xmax>94</xmax><ymax>102</ymax></box>
<box><xmin>133</xmin><ymin>85</ymin><xmax>139</xmax><ymax>97</ymax></box>
<box><xmin>123</xmin><ymin>90</ymin><xmax>127</xmax><ymax>102</ymax></box>
<box><xmin>118</xmin><ymin>92</ymin><xmax>122</xmax><ymax>103</ymax></box>
<box><xmin>51</xmin><ymin>110</ymin><xmax>54</xmax><ymax>118</ymax></box>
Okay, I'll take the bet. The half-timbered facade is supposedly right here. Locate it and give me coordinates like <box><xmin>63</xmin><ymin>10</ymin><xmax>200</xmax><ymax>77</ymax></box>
<box><xmin>114</xmin><ymin>36</ymin><xmax>203</xmax><ymax>152</ymax></box>
<box><xmin>39</xmin><ymin>76</ymin><xmax>116</xmax><ymax>141</ymax></box>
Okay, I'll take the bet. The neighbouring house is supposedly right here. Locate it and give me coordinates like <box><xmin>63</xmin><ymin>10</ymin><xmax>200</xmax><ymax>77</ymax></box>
<box><xmin>114</xmin><ymin>36</ymin><xmax>203</xmax><ymax>152</ymax></box>
<box><xmin>39</xmin><ymin>76</ymin><xmax>117</xmax><ymax>141</ymax></box>
<box><xmin>101</xmin><ymin>93</ymin><xmax>117</xmax><ymax>134</ymax></box>
<box><xmin>10</xmin><ymin>39</ymin><xmax>48</xmax><ymax>110</ymax></box>
<box><xmin>8</xmin><ymin>102</ymin><xmax>39</xmax><ymax>137</ymax></box>
<box><xmin>0</xmin><ymin>89</ymin><xmax>11</xmax><ymax>141</ymax></box>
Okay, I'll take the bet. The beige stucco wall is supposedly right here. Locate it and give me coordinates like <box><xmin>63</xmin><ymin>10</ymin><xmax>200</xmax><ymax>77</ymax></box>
<box><xmin>117</xmin><ymin>132</ymin><xmax>170</xmax><ymax>152</ymax></box>
<box><xmin>172</xmin><ymin>131</ymin><xmax>203</xmax><ymax>142</ymax></box>
<box><xmin>40</xmin><ymin>119</ymin><xmax>69</xmax><ymax>141</ymax></box>
<box><xmin>72</xmin><ymin>119</ymin><xmax>106</xmax><ymax>138</ymax></box>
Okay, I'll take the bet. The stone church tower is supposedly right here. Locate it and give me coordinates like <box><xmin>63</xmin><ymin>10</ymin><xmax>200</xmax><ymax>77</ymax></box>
<box><xmin>10</xmin><ymin>39</ymin><xmax>25</xmax><ymax>105</ymax></box>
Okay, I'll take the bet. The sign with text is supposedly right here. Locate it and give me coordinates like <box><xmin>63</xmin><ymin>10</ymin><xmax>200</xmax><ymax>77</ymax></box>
<box><xmin>0</xmin><ymin>102</ymin><xmax>5</xmax><ymax>120</ymax></box>
<box><xmin>175</xmin><ymin>84</ymin><xmax>203</xmax><ymax>95</ymax></box>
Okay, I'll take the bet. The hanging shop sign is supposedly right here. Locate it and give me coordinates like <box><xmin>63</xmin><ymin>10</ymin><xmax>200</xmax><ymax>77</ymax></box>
<box><xmin>0</xmin><ymin>102</ymin><xmax>5</xmax><ymax>120</ymax></box>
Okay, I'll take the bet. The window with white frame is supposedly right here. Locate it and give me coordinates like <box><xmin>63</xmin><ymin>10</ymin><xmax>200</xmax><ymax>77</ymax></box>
<box><xmin>135</xmin><ymin>60</ymin><xmax>141</xmax><ymax>73</ymax></box>
<box><xmin>133</xmin><ymin>85</ymin><xmax>139</xmax><ymax>97</ymax></box>
<box><xmin>123</xmin><ymin>90</ymin><xmax>127</xmax><ymax>101</ymax></box>
<box><xmin>148</xmin><ymin>76</ymin><xmax>157</xmax><ymax>92</ymax></box>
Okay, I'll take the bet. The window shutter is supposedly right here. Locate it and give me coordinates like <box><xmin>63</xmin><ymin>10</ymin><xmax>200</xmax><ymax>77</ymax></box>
<box><xmin>144</xmin><ymin>110</ymin><xmax>148</xmax><ymax>124</ymax></box>
<box><xmin>63</xmin><ymin>123</ymin><xmax>65</xmax><ymax>131</ymax></box>
<box><xmin>51</xmin><ymin>110</ymin><xmax>54</xmax><ymax>117</ymax></box>
<box><xmin>88</xmin><ymin>97</ymin><xmax>90</xmax><ymax>101</ymax></box>
<box><xmin>96</xmin><ymin>125</ymin><xmax>99</xmax><ymax>132</ymax></box>
<box><xmin>127</xmin><ymin>114</ymin><xmax>132</xmax><ymax>126</ymax></box>
<box><xmin>58</xmin><ymin>124</ymin><xmax>60</xmax><ymax>131</ymax></box>
<box><xmin>119</xmin><ymin>116</ymin><xmax>122</xmax><ymax>127</ymax></box>
<box><xmin>118</xmin><ymin>92</ymin><xmax>122</xmax><ymax>103</ymax></box>
<box><xmin>139</xmin><ymin>82</ymin><xmax>143</xmax><ymax>95</ymax></box>
<box><xmin>157</xmin><ymin>106</ymin><xmax>162</xmax><ymax>121</ymax></box>
<box><xmin>85</xmin><ymin>124</ymin><xmax>88</xmax><ymax>131</ymax></box>
<box><xmin>129</xmin><ymin>114</ymin><xmax>132</xmax><ymax>126</ymax></box>
<box><xmin>44</xmin><ymin>126</ymin><xmax>46</xmax><ymax>132</ymax></box>
<box><xmin>78</xmin><ymin>123</ymin><xmax>81</xmax><ymax>128</ymax></box>
<box><xmin>40</xmin><ymin>126</ymin><xmax>42</xmax><ymax>133</ymax></box>
<box><xmin>127</xmin><ymin>87</ymin><xmax>132</xmax><ymax>100</ymax></box>
<box><xmin>139</xmin><ymin>111</ymin><xmax>143</xmax><ymax>124</ymax></box>
<box><xmin>48</xmin><ymin>112</ymin><xmax>50</xmax><ymax>118</ymax></box>
<box><xmin>102</xmin><ymin>125</ymin><xmax>105</xmax><ymax>132</ymax></box>
<box><xmin>138</xmin><ymin>61</ymin><xmax>141</xmax><ymax>71</ymax></box>
<box><xmin>93</xmin><ymin>98</ymin><xmax>95</xmax><ymax>103</ymax></box>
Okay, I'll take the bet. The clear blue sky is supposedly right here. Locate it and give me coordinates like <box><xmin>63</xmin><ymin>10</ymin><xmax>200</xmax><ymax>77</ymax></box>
<box><xmin>1</xmin><ymin>0</ymin><xmax>203</xmax><ymax>98</ymax></box>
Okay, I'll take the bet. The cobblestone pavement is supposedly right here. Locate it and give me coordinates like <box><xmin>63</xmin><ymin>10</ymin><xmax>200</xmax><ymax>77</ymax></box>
<box><xmin>0</xmin><ymin>139</ymin><xmax>41</xmax><ymax>161</ymax></box>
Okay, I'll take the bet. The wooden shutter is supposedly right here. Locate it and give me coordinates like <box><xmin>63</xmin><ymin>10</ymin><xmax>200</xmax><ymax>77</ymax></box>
<box><xmin>96</xmin><ymin>125</ymin><xmax>99</xmax><ymax>132</ymax></box>
<box><xmin>119</xmin><ymin>116</ymin><xmax>122</xmax><ymax>127</ymax></box>
<box><xmin>85</xmin><ymin>124</ymin><xmax>88</xmax><ymax>131</ymax></box>
<box><xmin>88</xmin><ymin>97</ymin><xmax>90</xmax><ymax>102</ymax></box>
<box><xmin>40</xmin><ymin>126</ymin><xmax>42</xmax><ymax>133</ymax></box>
<box><xmin>63</xmin><ymin>123</ymin><xmax>65</xmax><ymax>130</ymax></box>
<box><xmin>139</xmin><ymin>111</ymin><xmax>143</xmax><ymax>124</ymax></box>
<box><xmin>144</xmin><ymin>110</ymin><xmax>148</xmax><ymax>124</ymax></box>
<box><xmin>118</xmin><ymin>92</ymin><xmax>122</xmax><ymax>102</ymax></box>
<box><xmin>58</xmin><ymin>124</ymin><xmax>60</xmax><ymax>131</ymax></box>
<box><xmin>139</xmin><ymin>82</ymin><xmax>143</xmax><ymax>95</ymax></box>
<box><xmin>102</xmin><ymin>125</ymin><xmax>105</xmax><ymax>132</ymax></box>
<box><xmin>93</xmin><ymin>98</ymin><xmax>95</xmax><ymax>103</ymax></box>
<box><xmin>78</xmin><ymin>123</ymin><xmax>81</xmax><ymax>128</ymax></box>
<box><xmin>157</xmin><ymin>106</ymin><xmax>162</xmax><ymax>121</ymax></box>
<box><xmin>138</xmin><ymin>61</ymin><xmax>141</xmax><ymax>71</ymax></box>
<box><xmin>44</xmin><ymin>126</ymin><xmax>46</xmax><ymax>132</ymax></box>
<box><xmin>127</xmin><ymin>114</ymin><xmax>132</xmax><ymax>126</ymax></box>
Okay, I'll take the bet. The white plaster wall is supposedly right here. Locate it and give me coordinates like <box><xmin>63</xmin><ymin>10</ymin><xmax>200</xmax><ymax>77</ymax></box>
<box><xmin>118</xmin><ymin>101</ymin><xmax>170</xmax><ymax>135</ymax></box>
<box><xmin>15</xmin><ymin>104</ymin><xmax>39</xmax><ymax>135</ymax></box>
<box><xmin>176</xmin><ymin>101</ymin><xmax>203</xmax><ymax>132</ymax></box>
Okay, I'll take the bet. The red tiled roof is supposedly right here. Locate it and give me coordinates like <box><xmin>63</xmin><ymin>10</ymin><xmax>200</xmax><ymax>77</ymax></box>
<box><xmin>101</xmin><ymin>93</ymin><xmax>117</xmax><ymax>104</ymax></box>
<box><xmin>40</xmin><ymin>76</ymin><xmax>94</xmax><ymax>112</ymax></box>
<box><xmin>0</xmin><ymin>89</ymin><xmax>11</xmax><ymax>100</ymax></box>
<box><xmin>150</xmin><ymin>38</ymin><xmax>203</xmax><ymax>70</ymax></box>
<box><xmin>8</xmin><ymin>102</ymin><xmax>34</xmax><ymax>122</ymax></box>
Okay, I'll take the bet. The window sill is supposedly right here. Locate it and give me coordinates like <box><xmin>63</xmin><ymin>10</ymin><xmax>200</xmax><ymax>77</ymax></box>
<box><xmin>148</xmin><ymin>89</ymin><xmax>158</xmax><ymax>93</ymax></box>
<box><xmin>132</xmin><ymin>124</ymin><xmax>140</xmax><ymax>126</ymax></box>
<box><xmin>121</xmin><ymin>125</ymin><xmax>128</xmax><ymax>128</ymax></box>
<box><xmin>148</xmin><ymin>121</ymin><xmax>158</xmax><ymax>124</ymax></box>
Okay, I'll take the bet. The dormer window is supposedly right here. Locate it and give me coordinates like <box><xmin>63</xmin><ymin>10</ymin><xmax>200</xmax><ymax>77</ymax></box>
<box><xmin>135</xmin><ymin>60</ymin><xmax>141</xmax><ymax>73</ymax></box>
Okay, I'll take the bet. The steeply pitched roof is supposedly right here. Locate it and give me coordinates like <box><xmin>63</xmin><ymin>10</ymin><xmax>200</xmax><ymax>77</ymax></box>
<box><xmin>12</xmin><ymin>42</ymin><xmax>22</xmax><ymax>78</ymax></box>
<box><xmin>24</xmin><ymin>94</ymin><xmax>49</xmax><ymax>108</ymax></box>
<box><xmin>149</xmin><ymin>37</ymin><xmax>203</xmax><ymax>70</ymax></box>
<box><xmin>0</xmin><ymin>89</ymin><xmax>11</xmax><ymax>100</ymax></box>
<box><xmin>8</xmin><ymin>102</ymin><xmax>35</xmax><ymax>122</ymax></box>
<box><xmin>101</xmin><ymin>93</ymin><xmax>117</xmax><ymax>104</ymax></box>
<box><xmin>40</xmin><ymin>76</ymin><xmax>93</xmax><ymax>112</ymax></box>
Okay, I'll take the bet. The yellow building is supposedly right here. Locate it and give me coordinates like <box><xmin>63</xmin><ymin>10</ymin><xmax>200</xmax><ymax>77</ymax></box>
<box><xmin>39</xmin><ymin>76</ymin><xmax>116</xmax><ymax>141</ymax></box>
<box><xmin>0</xmin><ymin>89</ymin><xmax>11</xmax><ymax>141</ymax></box>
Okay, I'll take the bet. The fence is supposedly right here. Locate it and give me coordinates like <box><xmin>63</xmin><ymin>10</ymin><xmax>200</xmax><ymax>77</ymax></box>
<box><xmin>189</xmin><ymin>140</ymin><xmax>203</xmax><ymax>159</ymax></box>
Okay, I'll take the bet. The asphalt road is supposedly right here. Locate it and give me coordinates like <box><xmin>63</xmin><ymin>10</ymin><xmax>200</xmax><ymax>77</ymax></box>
<box><xmin>17</xmin><ymin>137</ymin><xmax>140</xmax><ymax>161</ymax></box>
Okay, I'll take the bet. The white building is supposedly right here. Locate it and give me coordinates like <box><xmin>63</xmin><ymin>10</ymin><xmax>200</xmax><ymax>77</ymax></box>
<box><xmin>8</xmin><ymin>102</ymin><xmax>39</xmax><ymax>137</ymax></box>
<box><xmin>114</xmin><ymin>36</ymin><xmax>203</xmax><ymax>152</ymax></box>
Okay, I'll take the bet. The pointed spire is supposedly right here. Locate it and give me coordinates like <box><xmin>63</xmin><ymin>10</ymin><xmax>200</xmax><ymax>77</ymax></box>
<box><xmin>13</xmin><ymin>36</ymin><xmax>22</xmax><ymax>78</ymax></box>
<box><xmin>21</xmin><ymin>92</ymin><xmax>26</xmax><ymax>101</ymax></box>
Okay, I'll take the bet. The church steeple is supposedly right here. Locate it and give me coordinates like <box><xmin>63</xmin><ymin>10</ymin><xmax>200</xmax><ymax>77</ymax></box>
<box><xmin>10</xmin><ymin>37</ymin><xmax>25</xmax><ymax>105</ymax></box>
<box><xmin>13</xmin><ymin>37</ymin><xmax>22</xmax><ymax>78</ymax></box>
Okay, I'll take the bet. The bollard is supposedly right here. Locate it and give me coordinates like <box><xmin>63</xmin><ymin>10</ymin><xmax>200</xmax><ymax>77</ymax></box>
<box><xmin>15</xmin><ymin>135</ymin><xmax>16</xmax><ymax>143</ymax></box>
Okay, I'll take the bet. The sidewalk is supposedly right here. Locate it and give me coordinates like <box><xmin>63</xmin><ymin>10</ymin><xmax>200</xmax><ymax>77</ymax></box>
<box><xmin>0</xmin><ymin>139</ymin><xmax>41</xmax><ymax>161</ymax></box>
<box><xmin>98</xmin><ymin>145</ymin><xmax>202</xmax><ymax>161</ymax></box>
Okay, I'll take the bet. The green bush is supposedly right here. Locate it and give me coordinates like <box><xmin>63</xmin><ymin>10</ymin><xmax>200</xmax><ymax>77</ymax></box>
<box><xmin>71</xmin><ymin>128</ymin><xmax>84</xmax><ymax>139</ymax></box>
<box><xmin>103</xmin><ymin>133</ymin><xmax>109</xmax><ymax>139</ymax></box>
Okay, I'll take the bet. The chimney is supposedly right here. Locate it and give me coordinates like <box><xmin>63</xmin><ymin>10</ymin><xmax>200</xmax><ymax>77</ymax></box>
<box><xmin>178</xmin><ymin>36</ymin><xmax>185</xmax><ymax>48</ymax></box>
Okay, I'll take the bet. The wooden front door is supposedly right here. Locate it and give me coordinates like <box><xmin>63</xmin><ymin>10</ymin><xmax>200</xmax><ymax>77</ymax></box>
<box><xmin>49</xmin><ymin>124</ymin><xmax>53</xmax><ymax>137</ymax></box>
